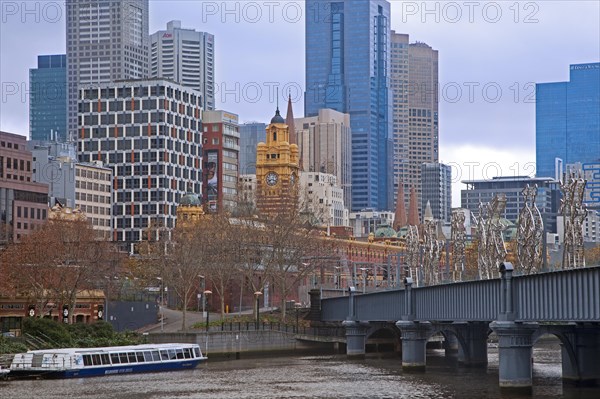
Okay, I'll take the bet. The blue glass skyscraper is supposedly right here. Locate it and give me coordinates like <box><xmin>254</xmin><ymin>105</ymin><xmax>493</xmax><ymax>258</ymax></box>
<box><xmin>536</xmin><ymin>63</ymin><xmax>600</xmax><ymax>178</ymax></box>
<box><xmin>29</xmin><ymin>54</ymin><xmax>67</xmax><ymax>142</ymax></box>
<box><xmin>305</xmin><ymin>0</ymin><xmax>392</xmax><ymax>211</ymax></box>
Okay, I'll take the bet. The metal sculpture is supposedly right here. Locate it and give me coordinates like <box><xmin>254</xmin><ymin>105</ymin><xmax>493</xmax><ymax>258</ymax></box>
<box><xmin>405</xmin><ymin>225</ymin><xmax>420</xmax><ymax>285</ymax></box>
<box><xmin>422</xmin><ymin>220</ymin><xmax>443</xmax><ymax>285</ymax></box>
<box><xmin>560</xmin><ymin>173</ymin><xmax>587</xmax><ymax>269</ymax></box>
<box><xmin>477</xmin><ymin>194</ymin><xmax>508</xmax><ymax>279</ymax></box>
<box><xmin>516</xmin><ymin>185</ymin><xmax>544</xmax><ymax>274</ymax></box>
<box><xmin>451</xmin><ymin>210</ymin><xmax>466</xmax><ymax>281</ymax></box>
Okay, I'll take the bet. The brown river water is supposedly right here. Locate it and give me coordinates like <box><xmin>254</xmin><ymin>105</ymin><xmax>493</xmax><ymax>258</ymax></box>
<box><xmin>1</xmin><ymin>341</ymin><xmax>598</xmax><ymax>398</ymax></box>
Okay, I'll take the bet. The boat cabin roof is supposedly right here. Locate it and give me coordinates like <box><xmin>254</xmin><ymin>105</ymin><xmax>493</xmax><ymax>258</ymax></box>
<box><xmin>25</xmin><ymin>343</ymin><xmax>199</xmax><ymax>355</ymax></box>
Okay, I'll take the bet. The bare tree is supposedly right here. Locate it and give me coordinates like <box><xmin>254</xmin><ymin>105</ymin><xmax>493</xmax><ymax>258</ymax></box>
<box><xmin>0</xmin><ymin>218</ymin><xmax>115</xmax><ymax>321</ymax></box>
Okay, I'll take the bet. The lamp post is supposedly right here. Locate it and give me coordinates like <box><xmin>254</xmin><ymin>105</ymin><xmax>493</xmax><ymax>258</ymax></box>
<box><xmin>198</xmin><ymin>275</ymin><xmax>205</xmax><ymax>313</ymax></box>
<box><xmin>254</xmin><ymin>291</ymin><xmax>262</xmax><ymax>329</ymax></box>
<box><xmin>294</xmin><ymin>303</ymin><xmax>301</xmax><ymax>333</ymax></box>
<box><xmin>203</xmin><ymin>290</ymin><xmax>212</xmax><ymax>331</ymax></box>
<box><xmin>156</xmin><ymin>277</ymin><xmax>164</xmax><ymax>332</ymax></box>
<box><xmin>359</xmin><ymin>267</ymin><xmax>368</xmax><ymax>294</ymax></box>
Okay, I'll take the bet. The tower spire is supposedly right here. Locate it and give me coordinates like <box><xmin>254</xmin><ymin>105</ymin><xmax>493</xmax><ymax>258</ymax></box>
<box><xmin>286</xmin><ymin>92</ymin><xmax>296</xmax><ymax>145</ymax></box>
<box><xmin>393</xmin><ymin>182</ymin><xmax>407</xmax><ymax>229</ymax></box>
<box><xmin>408</xmin><ymin>185</ymin><xmax>419</xmax><ymax>226</ymax></box>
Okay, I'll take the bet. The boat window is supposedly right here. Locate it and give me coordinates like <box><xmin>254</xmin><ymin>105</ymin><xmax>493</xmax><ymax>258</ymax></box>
<box><xmin>193</xmin><ymin>348</ymin><xmax>200</xmax><ymax>358</ymax></box>
<box><xmin>111</xmin><ymin>353</ymin><xmax>120</xmax><ymax>364</ymax></box>
<box><xmin>183</xmin><ymin>348</ymin><xmax>191</xmax><ymax>359</ymax></box>
<box><xmin>101</xmin><ymin>354</ymin><xmax>110</xmax><ymax>365</ymax></box>
<box><xmin>127</xmin><ymin>352</ymin><xmax>137</xmax><ymax>363</ymax></box>
<box><xmin>136</xmin><ymin>352</ymin><xmax>144</xmax><ymax>362</ymax></box>
<box><xmin>160</xmin><ymin>350</ymin><xmax>169</xmax><ymax>360</ymax></box>
<box><xmin>119</xmin><ymin>353</ymin><xmax>128</xmax><ymax>363</ymax></box>
<box><xmin>92</xmin><ymin>355</ymin><xmax>102</xmax><ymax>365</ymax></box>
<box><xmin>143</xmin><ymin>352</ymin><xmax>153</xmax><ymax>362</ymax></box>
<box><xmin>168</xmin><ymin>349</ymin><xmax>176</xmax><ymax>360</ymax></box>
<box><xmin>151</xmin><ymin>351</ymin><xmax>160</xmax><ymax>361</ymax></box>
<box><xmin>83</xmin><ymin>355</ymin><xmax>93</xmax><ymax>366</ymax></box>
<box><xmin>176</xmin><ymin>349</ymin><xmax>184</xmax><ymax>359</ymax></box>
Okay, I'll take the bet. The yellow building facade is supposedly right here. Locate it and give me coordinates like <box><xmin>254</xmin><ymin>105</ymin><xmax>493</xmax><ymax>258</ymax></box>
<box><xmin>256</xmin><ymin>108</ymin><xmax>300</xmax><ymax>215</ymax></box>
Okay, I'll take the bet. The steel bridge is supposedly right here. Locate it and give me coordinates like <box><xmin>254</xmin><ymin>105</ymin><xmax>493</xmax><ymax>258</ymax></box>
<box><xmin>313</xmin><ymin>264</ymin><xmax>600</xmax><ymax>391</ymax></box>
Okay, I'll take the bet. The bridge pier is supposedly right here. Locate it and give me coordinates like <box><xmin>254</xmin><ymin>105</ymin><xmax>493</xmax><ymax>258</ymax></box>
<box><xmin>562</xmin><ymin>325</ymin><xmax>600</xmax><ymax>386</ymax></box>
<box><xmin>457</xmin><ymin>323</ymin><xmax>489</xmax><ymax>368</ymax></box>
<box><xmin>342</xmin><ymin>320</ymin><xmax>369</xmax><ymax>359</ymax></box>
<box><xmin>396</xmin><ymin>321</ymin><xmax>432</xmax><ymax>372</ymax></box>
<box><xmin>491</xmin><ymin>321</ymin><xmax>538</xmax><ymax>392</ymax></box>
<box><xmin>444</xmin><ymin>333</ymin><xmax>459</xmax><ymax>356</ymax></box>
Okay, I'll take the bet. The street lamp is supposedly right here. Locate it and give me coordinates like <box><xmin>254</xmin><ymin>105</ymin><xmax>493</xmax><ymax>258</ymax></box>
<box><xmin>294</xmin><ymin>302</ymin><xmax>301</xmax><ymax>333</ymax></box>
<box><xmin>156</xmin><ymin>277</ymin><xmax>164</xmax><ymax>332</ymax></box>
<box><xmin>203</xmin><ymin>290</ymin><xmax>212</xmax><ymax>331</ymax></box>
<box><xmin>254</xmin><ymin>291</ymin><xmax>263</xmax><ymax>329</ymax></box>
<box><xmin>198</xmin><ymin>275</ymin><xmax>205</xmax><ymax>313</ymax></box>
<box><xmin>359</xmin><ymin>267</ymin><xmax>368</xmax><ymax>294</ymax></box>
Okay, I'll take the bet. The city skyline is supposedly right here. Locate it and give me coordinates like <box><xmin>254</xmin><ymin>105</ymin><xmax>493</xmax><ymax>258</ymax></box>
<box><xmin>1</xmin><ymin>1</ymin><xmax>599</xmax><ymax>206</ymax></box>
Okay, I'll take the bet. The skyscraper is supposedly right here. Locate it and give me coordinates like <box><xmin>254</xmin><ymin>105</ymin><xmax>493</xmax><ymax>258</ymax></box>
<box><xmin>150</xmin><ymin>20</ymin><xmax>215</xmax><ymax>111</ymax></box>
<box><xmin>421</xmin><ymin>162</ymin><xmax>451</xmax><ymax>224</ymax></box>
<box><xmin>239</xmin><ymin>122</ymin><xmax>266</xmax><ymax>175</ymax></box>
<box><xmin>391</xmin><ymin>32</ymin><xmax>439</xmax><ymax>217</ymax></box>
<box><xmin>66</xmin><ymin>0</ymin><xmax>149</xmax><ymax>139</ymax></box>
<box><xmin>305</xmin><ymin>0</ymin><xmax>392</xmax><ymax>211</ymax></box>
<box><xmin>29</xmin><ymin>55</ymin><xmax>67</xmax><ymax>143</ymax></box>
<box><xmin>536</xmin><ymin>63</ymin><xmax>600</xmax><ymax>178</ymax></box>
<box><xmin>390</xmin><ymin>33</ymin><xmax>409</xmax><ymax>210</ymax></box>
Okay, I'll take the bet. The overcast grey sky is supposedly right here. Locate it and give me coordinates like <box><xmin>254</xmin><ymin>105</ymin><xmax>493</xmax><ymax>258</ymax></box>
<box><xmin>1</xmin><ymin>1</ymin><xmax>598</xmax><ymax>204</ymax></box>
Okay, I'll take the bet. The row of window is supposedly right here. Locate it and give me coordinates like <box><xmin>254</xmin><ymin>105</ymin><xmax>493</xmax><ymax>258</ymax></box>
<box><xmin>76</xmin><ymin>168</ymin><xmax>111</xmax><ymax>181</ymax></box>
<box><xmin>0</xmin><ymin>141</ymin><xmax>20</xmax><ymax>149</ymax></box>
<box><xmin>16</xmin><ymin>206</ymin><xmax>46</xmax><ymax>220</ymax></box>
<box><xmin>81</xmin><ymin>347</ymin><xmax>201</xmax><ymax>367</ymax></box>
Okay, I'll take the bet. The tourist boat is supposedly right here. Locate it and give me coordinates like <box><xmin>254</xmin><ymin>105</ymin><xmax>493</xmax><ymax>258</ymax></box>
<box><xmin>9</xmin><ymin>343</ymin><xmax>206</xmax><ymax>379</ymax></box>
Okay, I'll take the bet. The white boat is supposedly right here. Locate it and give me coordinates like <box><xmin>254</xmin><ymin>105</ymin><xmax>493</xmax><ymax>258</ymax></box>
<box><xmin>0</xmin><ymin>366</ymin><xmax>9</xmax><ymax>379</ymax></box>
<box><xmin>9</xmin><ymin>343</ymin><xmax>206</xmax><ymax>379</ymax></box>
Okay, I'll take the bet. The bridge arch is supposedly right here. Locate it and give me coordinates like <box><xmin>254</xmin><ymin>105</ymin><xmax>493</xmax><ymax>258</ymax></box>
<box><xmin>365</xmin><ymin>323</ymin><xmax>401</xmax><ymax>354</ymax></box>
<box><xmin>532</xmin><ymin>328</ymin><xmax>579</xmax><ymax>382</ymax></box>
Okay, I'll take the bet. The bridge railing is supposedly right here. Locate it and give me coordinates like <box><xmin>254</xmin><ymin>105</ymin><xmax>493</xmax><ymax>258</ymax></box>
<box><xmin>515</xmin><ymin>265</ymin><xmax>600</xmax><ymax>322</ymax></box>
<box><xmin>320</xmin><ymin>289</ymin><xmax>405</xmax><ymax>321</ymax></box>
<box><xmin>319</xmin><ymin>265</ymin><xmax>600</xmax><ymax>323</ymax></box>
<box><xmin>413</xmin><ymin>279</ymin><xmax>501</xmax><ymax>322</ymax></box>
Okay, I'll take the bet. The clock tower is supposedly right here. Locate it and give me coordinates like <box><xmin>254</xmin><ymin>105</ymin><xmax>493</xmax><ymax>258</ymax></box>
<box><xmin>256</xmin><ymin>106</ymin><xmax>300</xmax><ymax>215</ymax></box>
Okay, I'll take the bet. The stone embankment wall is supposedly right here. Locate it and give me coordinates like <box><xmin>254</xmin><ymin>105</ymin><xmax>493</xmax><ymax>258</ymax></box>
<box><xmin>148</xmin><ymin>331</ymin><xmax>332</xmax><ymax>358</ymax></box>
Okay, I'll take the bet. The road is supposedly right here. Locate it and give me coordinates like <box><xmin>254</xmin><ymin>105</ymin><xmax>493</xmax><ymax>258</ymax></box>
<box><xmin>139</xmin><ymin>306</ymin><xmax>273</xmax><ymax>333</ymax></box>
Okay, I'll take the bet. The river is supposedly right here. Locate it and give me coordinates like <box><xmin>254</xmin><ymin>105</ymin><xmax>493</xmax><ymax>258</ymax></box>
<box><xmin>1</xmin><ymin>341</ymin><xmax>598</xmax><ymax>398</ymax></box>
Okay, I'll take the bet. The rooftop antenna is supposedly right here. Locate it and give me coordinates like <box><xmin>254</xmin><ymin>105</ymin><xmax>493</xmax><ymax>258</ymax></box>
<box><xmin>276</xmin><ymin>87</ymin><xmax>279</xmax><ymax>111</ymax></box>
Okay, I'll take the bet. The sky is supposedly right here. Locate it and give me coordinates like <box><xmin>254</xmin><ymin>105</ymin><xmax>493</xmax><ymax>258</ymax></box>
<box><xmin>0</xmin><ymin>0</ymin><xmax>599</xmax><ymax>206</ymax></box>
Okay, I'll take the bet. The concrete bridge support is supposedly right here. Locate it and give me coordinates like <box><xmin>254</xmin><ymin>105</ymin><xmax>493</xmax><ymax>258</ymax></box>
<box><xmin>396</xmin><ymin>321</ymin><xmax>432</xmax><ymax>372</ymax></box>
<box><xmin>490</xmin><ymin>321</ymin><xmax>538</xmax><ymax>391</ymax></box>
<box><xmin>562</xmin><ymin>325</ymin><xmax>600</xmax><ymax>386</ymax></box>
<box><xmin>456</xmin><ymin>323</ymin><xmax>489</xmax><ymax>368</ymax></box>
<box><xmin>444</xmin><ymin>333</ymin><xmax>459</xmax><ymax>356</ymax></box>
<box><xmin>342</xmin><ymin>320</ymin><xmax>369</xmax><ymax>359</ymax></box>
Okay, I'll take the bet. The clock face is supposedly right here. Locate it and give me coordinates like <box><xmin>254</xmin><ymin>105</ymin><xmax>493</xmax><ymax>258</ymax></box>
<box><xmin>266</xmin><ymin>172</ymin><xmax>279</xmax><ymax>186</ymax></box>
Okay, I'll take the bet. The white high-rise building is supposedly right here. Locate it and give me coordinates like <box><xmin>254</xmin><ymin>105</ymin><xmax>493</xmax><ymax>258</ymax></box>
<box><xmin>295</xmin><ymin>109</ymin><xmax>352</xmax><ymax>209</ymax></box>
<box><xmin>66</xmin><ymin>0</ymin><xmax>150</xmax><ymax>140</ymax></box>
<box><xmin>150</xmin><ymin>20</ymin><xmax>215</xmax><ymax>111</ymax></box>
<box><xmin>299</xmin><ymin>172</ymin><xmax>349</xmax><ymax>228</ymax></box>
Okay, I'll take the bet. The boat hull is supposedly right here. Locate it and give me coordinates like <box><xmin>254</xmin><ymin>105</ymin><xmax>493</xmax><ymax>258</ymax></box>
<box><xmin>9</xmin><ymin>358</ymin><xmax>204</xmax><ymax>379</ymax></box>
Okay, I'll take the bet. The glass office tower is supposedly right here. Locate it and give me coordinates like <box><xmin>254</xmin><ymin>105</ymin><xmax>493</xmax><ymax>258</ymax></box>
<box><xmin>536</xmin><ymin>63</ymin><xmax>600</xmax><ymax>179</ymax></box>
<box><xmin>29</xmin><ymin>55</ymin><xmax>67</xmax><ymax>142</ymax></box>
<box><xmin>305</xmin><ymin>0</ymin><xmax>392</xmax><ymax>211</ymax></box>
